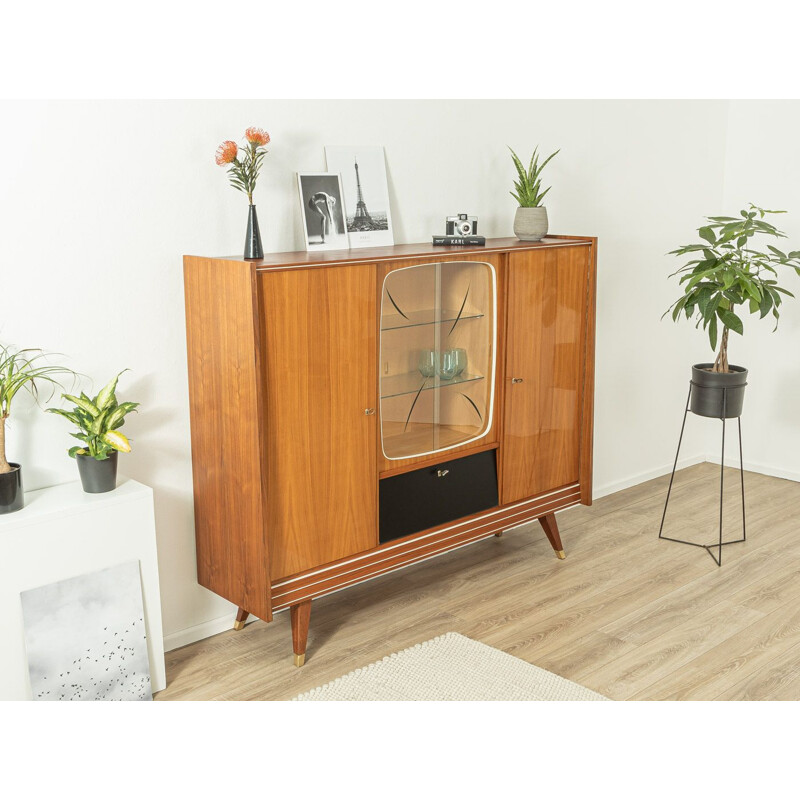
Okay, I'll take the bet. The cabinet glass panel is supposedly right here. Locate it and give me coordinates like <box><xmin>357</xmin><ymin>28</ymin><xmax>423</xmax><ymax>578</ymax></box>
<box><xmin>379</xmin><ymin>261</ymin><xmax>496</xmax><ymax>459</ymax></box>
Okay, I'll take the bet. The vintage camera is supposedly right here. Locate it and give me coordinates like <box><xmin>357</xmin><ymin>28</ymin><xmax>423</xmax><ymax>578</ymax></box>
<box><xmin>446</xmin><ymin>213</ymin><xmax>478</xmax><ymax>236</ymax></box>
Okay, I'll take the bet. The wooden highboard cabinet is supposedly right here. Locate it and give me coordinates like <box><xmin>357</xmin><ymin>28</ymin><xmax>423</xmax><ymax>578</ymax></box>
<box><xmin>184</xmin><ymin>236</ymin><xmax>596</xmax><ymax>665</ymax></box>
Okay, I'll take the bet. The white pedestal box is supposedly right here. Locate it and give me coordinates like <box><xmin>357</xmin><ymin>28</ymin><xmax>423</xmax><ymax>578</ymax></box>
<box><xmin>0</xmin><ymin>478</ymin><xmax>166</xmax><ymax>700</ymax></box>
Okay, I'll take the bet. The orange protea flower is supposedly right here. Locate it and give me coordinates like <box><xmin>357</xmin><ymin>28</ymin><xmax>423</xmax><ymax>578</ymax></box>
<box><xmin>245</xmin><ymin>127</ymin><xmax>270</xmax><ymax>147</ymax></box>
<box><xmin>215</xmin><ymin>140</ymin><xmax>238</xmax><ymax>165</ymax></box>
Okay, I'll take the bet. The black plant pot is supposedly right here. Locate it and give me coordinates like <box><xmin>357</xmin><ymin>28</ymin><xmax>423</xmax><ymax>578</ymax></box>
<box><xmin>690</xmin><ymin>363</ymin><xmax>748</xmax><ymax>419</ymax></box>
<box><xmin>244</xmin><ymin>204</ymin><xmax>264</xmax><ymax>260</ymax></box>
<box><xmin>0</xmin><ymin>463</ymin><xmax>24</xmax><ymax>514</ymax></box>
<box><xmin>76</xmin><ymin>450</ymin><xmax>118</xmax><ymax>494</ymax></box>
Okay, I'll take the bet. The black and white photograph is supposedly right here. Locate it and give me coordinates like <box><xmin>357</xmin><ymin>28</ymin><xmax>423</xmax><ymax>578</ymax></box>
<box><xmin>325</xmin><ymin>145</ymin><xmax>394</xmax><ymax>248</ymax></box>
<box><xmin>297</xmin><ymin>172</ymin><xmax>349</xmax><ymax>251</ymax></box>
<box><xmin>20</xmin><ymin>561</ymin><xmax>152</xmax><ymax>701</ymax></box>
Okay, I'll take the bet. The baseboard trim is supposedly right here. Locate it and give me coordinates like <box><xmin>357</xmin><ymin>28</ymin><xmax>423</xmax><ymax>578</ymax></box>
<box><xmin>163</xmin><ymin>610</ymin><xmax>267</xmax><ymax>652</ymax></box>
<box><xmin>704</xmin><ymin>455</ymin><xmax>800</xmax><ymax>484</ymax></box>
<box><xmin>592</xmin><ymin>453</ymin><xmax>706</xmax><ymax>500</ymax></box>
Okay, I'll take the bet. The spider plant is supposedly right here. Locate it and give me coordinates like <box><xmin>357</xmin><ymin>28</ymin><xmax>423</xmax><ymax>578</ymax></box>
<box><xmin>508</xmin><ymin>146</ymin><xmax>560</xmax><ymax>207</ymax></box>
<box><xmin>0</xmin><ymin>344</ymin><xmax>75</xmax><ymax>474</ymax></box>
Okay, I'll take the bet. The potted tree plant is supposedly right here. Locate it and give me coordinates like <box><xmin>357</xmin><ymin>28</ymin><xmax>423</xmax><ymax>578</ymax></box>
<box><xmin>1</xmin><ymin>344</ymin><xmax>75</xmax><ymax>514</ymax></box>
<box><xmin>666</xmin><ymin>205</ymin><xmax>800</xmax><ymax>418</ymax></box>
<box><xmin>47</xmin><ymin>371</ymin><xmax>139</xmax><ymax>493</ymax></box>
<box><xmin>508</xmin><ymin>145</ymin><xmax>560</xmax><ymax>242</ymax></box>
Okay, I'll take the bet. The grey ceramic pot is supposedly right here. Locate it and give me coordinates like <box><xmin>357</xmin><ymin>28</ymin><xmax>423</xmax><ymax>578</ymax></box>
<box><xmin>76</xmin><ymin>450</ymin><xmax>119</xmax><ymax>494</ymax></box>
<box><xmin>0</xmin><ymin>463</ymin><xmax>24</xmax><ymax>514</ymax></box>
<box><xmin>690</xmin><ymin>364</ymin><xmax>748</xmax><ymax>419</ymax></box>
<box><xmin>513</xmin><ymin>207</ymin><xmax>549</xmax><ymax>241</ymax></box>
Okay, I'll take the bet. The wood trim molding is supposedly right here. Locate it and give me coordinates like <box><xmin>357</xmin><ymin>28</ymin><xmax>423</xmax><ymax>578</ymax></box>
<box><xmin>579</xmin><ymin>238</ymin><xmax>598</xmax><ymax>505</ymax></box>
<box><xmin>270</xmin><ymin>483</ymin><xmax>581</xmax><ymax>610</ymax></box>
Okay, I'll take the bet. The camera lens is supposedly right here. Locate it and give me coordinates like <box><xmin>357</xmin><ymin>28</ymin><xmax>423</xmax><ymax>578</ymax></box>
<box><xmin>458</xmin><ymin>222</ymin><xmax>471</xmax><ymax>235</ymax></box>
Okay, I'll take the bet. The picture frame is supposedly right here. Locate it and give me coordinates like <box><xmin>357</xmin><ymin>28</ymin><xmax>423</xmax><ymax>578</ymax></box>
<box><xmin>297</xmin><ymin>172</ymin><xmax>349</xmax><ymax>251</ymax></box>
<box><xmin>325</xmin><ymin>145</ymin><xmax>394</xmax><ymax>248</ymax></box>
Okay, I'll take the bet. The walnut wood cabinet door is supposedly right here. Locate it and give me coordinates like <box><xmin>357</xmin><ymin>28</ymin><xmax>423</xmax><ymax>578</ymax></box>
<box><xmin>259</xmin><ymin>264</ymin><xmax>378</xmax><ymax>580</ymax></box>
<box><xmin>501</xmin><ymin>246</ymin><xmax>591</xmax><ymax>504</ymax></box>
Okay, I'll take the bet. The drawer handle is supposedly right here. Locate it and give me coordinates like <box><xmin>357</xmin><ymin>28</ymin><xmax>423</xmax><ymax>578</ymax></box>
<box><xmin>437</xmin><ymin>469</ymin><xmax>450</xmax><ymax>477</ymax></box>
<box><xmin>364</xmin><ymin>408</ymin><xmax>376</xmax><ymax>415</ymax></box>
<box><xmin>511</xmin><ymin>378</ymin><xmax>524</xmax><ymax>384</ymax></box>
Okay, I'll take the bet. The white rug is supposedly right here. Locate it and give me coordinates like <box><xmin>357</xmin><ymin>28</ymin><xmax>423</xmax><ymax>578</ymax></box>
<box><xmin>293</xmin><ymin>632</ymin><xmax>609</xmax><ymax>701</ymax></box>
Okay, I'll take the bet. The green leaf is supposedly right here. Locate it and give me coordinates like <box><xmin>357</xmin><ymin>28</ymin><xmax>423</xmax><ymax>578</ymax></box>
<box><xmin>767</xmin><ymin>245</ymin><xmax>787</xmax><ymax>259</ymax></box>
<box><xmin>68</xmin><ymin>446</ymin><xmax>86</xmax><ymax>458</ymax></box>
<box><xmin>708</xmin><ymin>313</ymin><xmax>718</xmax><ymax>351</ymax></box>
<box><xmin>105</xmin><ymin>401</ymin><xmax>138</xmax><ymax>430</ymax></box>
<box><xmin>759</xmin><ymin>289</ymin><xmax>773</xmax><ymax>318</ymax></box>
<box><xmin>90</xmin><ymin>407</ymin><xmax>110</xmax><ymax>435</ymax></box>
<box><xmin>46</xmin><ymin>408</ymin><xmax>81</xmax><ymax>425</ymax></box>
<box><xmin>698</xmin><ymin>226</ymin><xmax>716</xmax><ymax>244</ymax></box>
<box><xmin>719</xmin><ymin>309</ymin><xmax>744</xmax><ymax>335</ymax></box>
<box><xmin>96</xmin><ymin>371</ymin><xmax>126</xmax><ymax>411</ymax></box>
<box><xmin>63</xmin><ymin>393</ymin><xmax>100</xmax><ymax>418</ymax></box>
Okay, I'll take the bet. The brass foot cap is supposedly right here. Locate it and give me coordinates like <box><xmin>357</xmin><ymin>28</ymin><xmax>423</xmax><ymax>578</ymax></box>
<box><xmin>495</xmin><ymin>532</ymin><xmax>504</xmax><ymax>537</ymax></box>
<box><xmin>233</xmin><ymin>620</ymin><xmax>246</xmax><ymax>631</ymax></box>
<box><xmin>556</xmin><ymin>550</ymin><xmax>566</xmax><ymax>560</ymax></box>
<box><xmin>293</xmin><ymin>653</ymin><xmax>306</xmax><ymax>667</ymax></box>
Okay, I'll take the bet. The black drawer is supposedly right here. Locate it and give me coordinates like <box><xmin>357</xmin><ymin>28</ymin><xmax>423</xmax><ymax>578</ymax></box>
<box><xmin>379</xmin><ymin>450</ymin><xmax>499</xmax><ymax>544</ymax></box>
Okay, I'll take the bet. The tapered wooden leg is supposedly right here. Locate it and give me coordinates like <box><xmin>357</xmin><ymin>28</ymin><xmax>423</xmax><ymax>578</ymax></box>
<box><xmin>233</xmin><ymin>607</ymin><xmax>249</xmax><ymax>631</ymax></box>
<box><xmin>290</xmin><ymin>600</ymin><xmax>312</xmax><ymax>667</ymax></box>
<box><xmin>538</xmin><ymin>513</ymin><xmax>566</xmax><ymax>559</ymax></box>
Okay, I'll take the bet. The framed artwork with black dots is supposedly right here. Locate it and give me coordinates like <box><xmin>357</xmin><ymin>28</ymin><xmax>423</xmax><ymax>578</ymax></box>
<box><xmin>20</xmin><ymin>561</ymin><xmax>152</xmax><ymax>701</ymax></box>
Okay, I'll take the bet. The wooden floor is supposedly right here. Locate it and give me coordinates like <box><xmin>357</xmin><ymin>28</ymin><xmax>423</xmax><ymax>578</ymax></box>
<box><xmin>156</xmin><ymin>463</ymin><xmax>800</xmax><ymax>701</ymax></box>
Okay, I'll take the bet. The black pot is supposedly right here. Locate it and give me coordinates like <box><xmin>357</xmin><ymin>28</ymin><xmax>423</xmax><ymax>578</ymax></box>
<box><xmin>0</xmin><ymin>463</ymin><xmax>24</xmax><ymax>514</ymax></box>
<box><xmin>690</xmin><ymin>363</ymin><xmax>748</xmax><ymax>419</ymax></box>
<box><xmin>76</xmin><ymin>450</ymin><xmax>118</xmax><ymax>493</ymax></box>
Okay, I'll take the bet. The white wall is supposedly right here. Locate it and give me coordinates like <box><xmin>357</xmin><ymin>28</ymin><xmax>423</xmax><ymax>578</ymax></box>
<box><xmin>0</xmin><ymin>100</ymin><xmax>730</xmax><ymax>646</ymax></box>
<box><xmin>717</xmin><ymin>101</ymin><xmax>800</xmax><ymax>481</ymax></box>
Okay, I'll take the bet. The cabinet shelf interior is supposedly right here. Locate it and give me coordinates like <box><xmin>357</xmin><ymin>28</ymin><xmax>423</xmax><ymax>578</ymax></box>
<box><xmin>379</xmin><ymin>260</ymin><xmax>495</xmax><ymax>460</ymax></box>
<box><xmin>381</xmin><ymin>309</ymin><xmax>484</xmax><ymax>332</ymax></box>
<box><xmin>380</xmin><ymin>371</ymin><xmax>485</xmax><ymax>400</ymax></box>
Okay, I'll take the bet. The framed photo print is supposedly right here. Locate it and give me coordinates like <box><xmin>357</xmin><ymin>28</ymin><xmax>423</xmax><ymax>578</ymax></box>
<box><xmin>325</xmin><ymin>145</ymin><xmax>394</xmax><ymax>248</ymax></box>
<box><xmin>297</xmin><ymin>172</ymin><xmax>349</xmax><ymax>251</ymax></box>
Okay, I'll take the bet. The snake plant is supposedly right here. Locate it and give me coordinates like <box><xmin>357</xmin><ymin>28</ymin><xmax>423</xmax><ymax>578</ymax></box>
<box><xmin>48</xmin><ymin>371</ymin><xmax>139</xmax><ymax>460</ymax></box>
<box><xmin>508</xmin><ymin>145</ymin><xmax>560</xmax><ymax>207</ymax></box>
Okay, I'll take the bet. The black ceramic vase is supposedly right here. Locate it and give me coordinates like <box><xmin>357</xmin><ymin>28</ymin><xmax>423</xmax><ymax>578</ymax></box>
<box><xmin>0</xmin><ymin>463</ymin><xmax>24</xmax><ymax>514</ymax></box>
<box><xmin>244</xmin><ymin>204</ymin><xmax>264</xmax><ymax>260</ymax></box>
<box><xmin>690</xmin><ymin>363</ymin><xmax>748</xmax><ymax>419</ymax></box>
<box><xmin>76</xmin><ymin>450</ymin><xmax>118</xmax><ymax>494</ymax></box>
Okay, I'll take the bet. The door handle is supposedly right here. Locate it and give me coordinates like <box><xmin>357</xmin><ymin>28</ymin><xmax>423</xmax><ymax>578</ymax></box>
<box><xmin>364</xmin><ymin>408</ymin><xmax>376</xmax><ymax>415</ymax></box>
<box><xmin>511</xmin><ymin>378</ymin><xmax>524</xmax><ymax>384</ymax></box>
<box><xmin>437</xmin><ymin>469</ymin><xmax>450</xmax><ymax>477</ymax></box>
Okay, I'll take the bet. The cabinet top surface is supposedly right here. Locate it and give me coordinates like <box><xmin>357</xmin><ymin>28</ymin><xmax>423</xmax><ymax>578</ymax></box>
<box><xmin>185</xmin><ymin>235</ymin><xmax>594</xmax><ymax>271</ymax></box>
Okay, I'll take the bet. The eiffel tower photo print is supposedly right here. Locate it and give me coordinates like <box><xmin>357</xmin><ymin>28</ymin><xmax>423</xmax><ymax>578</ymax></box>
<box><xmin>326</xmin><ymin>145</ymin><xmax>395</xmax><ymax>248</ymax></box>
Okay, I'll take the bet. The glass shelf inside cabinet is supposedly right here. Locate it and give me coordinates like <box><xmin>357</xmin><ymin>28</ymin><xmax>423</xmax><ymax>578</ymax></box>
<box><xmin>381</xmin><ymin>308</ymin><xmax>485</xmax><ymax>331</ymax></box>
<box><xmin>380</xmin><ymin>371</ymin><xmax>485</xmax><ymax>400</ymax></box>
<box><xmin>380</xmin><ymin>260</ymin><xmax>496</xmax><ymax>460</ymax></box>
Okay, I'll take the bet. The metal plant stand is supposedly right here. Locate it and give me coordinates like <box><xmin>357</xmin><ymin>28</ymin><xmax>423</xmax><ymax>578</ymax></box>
<box><xmin>658</xmin><ymin>381</ymin><xmax>746</xmax><ymax>566</ymax></box>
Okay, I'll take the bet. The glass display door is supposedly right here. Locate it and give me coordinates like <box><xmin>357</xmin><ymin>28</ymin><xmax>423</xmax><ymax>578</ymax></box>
<box><xmin>379</xmin><ymin>260</ymin><xmax>496</xmax><ymax>460</ymax></box>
